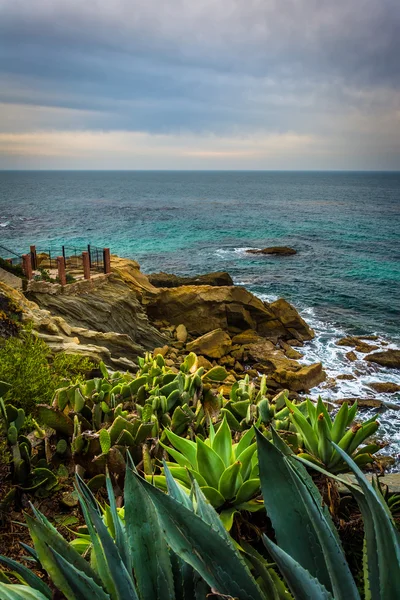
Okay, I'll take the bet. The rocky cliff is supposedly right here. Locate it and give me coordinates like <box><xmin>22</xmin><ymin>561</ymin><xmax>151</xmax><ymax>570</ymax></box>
<box><xmin>0</xmin><ymin>256</ymin><xmax>326</xmax><ymax>394</ymax></box>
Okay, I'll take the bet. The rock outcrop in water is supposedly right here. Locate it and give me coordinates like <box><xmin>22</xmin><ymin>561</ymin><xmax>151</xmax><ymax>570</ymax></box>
<box><xmin>365</xmin><ymin>349</ymin><xmax>400</xmax><ymax>369</ymax></box>
<box><xmin>147</xmin><ymin>271</ymin><xmax>234</xmax><ymax>287</ymax></box>
<box><xmin>246</xmin><ymin>246</ymin><xmax>297</xmax><ymax>256</ymax></box>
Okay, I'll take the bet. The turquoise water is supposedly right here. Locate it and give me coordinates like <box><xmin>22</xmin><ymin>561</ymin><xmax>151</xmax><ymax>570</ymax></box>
<box><xmin>1</xmin><ymin>170</ymin><xmax>399</xmax><ymax>336</ymax></box>
<box><xmin>1</xmin><ymin>170</ymin><xmax>400</xmax><ymax>459</ymax></box>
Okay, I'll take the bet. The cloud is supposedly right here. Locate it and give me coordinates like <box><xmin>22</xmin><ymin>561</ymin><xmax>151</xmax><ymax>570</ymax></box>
<box><xmin>0</xmin><ymin>0</ymin><xmax>399</xmax><ymax>168</ymax></box>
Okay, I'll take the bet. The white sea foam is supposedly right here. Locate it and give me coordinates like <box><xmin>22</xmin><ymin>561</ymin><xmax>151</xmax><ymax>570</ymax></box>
<box><xmin>0</xmin><ymin>221</ymin><xmax>9</xmax><ymax>227</ymax></box>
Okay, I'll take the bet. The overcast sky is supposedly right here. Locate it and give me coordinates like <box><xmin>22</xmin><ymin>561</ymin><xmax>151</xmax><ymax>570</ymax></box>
<box><xmin>0</xmin><ymin>0</ymin><xmax>399</xmax><ymax>169</ymax></box>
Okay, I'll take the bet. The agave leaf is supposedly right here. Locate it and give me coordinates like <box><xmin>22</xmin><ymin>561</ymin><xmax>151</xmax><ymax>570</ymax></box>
<box><xmin>203</xmin><ymin>366</ymin><xmax>229</xmax><ymax>382</ymax></box>
<box><xmin>236</xmin><ymin>442</ymin><xmax>257</xmax><ymax>481</ymax></box>
<box><xmin>332</xmin><ymin>443</ymin><xmax>400</xmax><ymax>599</ymax></box>
<box><xmin>200</xmin><ymin>486</ymin><xmax>225</xmax><ymax>508</ymax></box>
<box><xmin>316</xmin><ymin>397</ymin><xmax>332</xmax><ymax>430</ymax></box>
<box><xmin>131</xmin><ymin>472</ymin><xmax>264</xmax><ymax>600</ymax></box>
<box><xmin>262</xmin><ymin>535</ymin><xmax>334</xmax><ymax>600</ymax></box>
<box><xmin>235</xmin><ymin>427</ymin><xmax>255</xmax><ymax>458</ymax></box>
<box><xmin>25</xmin><ymin>512</ymin><xmax>102</xmax><ymax>600</ymax></box>
<box><xmin>105</xmin><ymin>474</ymin><xmax>131</xmax><ymax>573</ymax></box>
<box><xmin>234</xmin><ymin>479</ymin><xmax>260</xmax><ymax>504</ymax></box>
<box><xmin>212</xmin><ymin>416</ymin><xmax>233</xmax><ymax>467</ymax></box>
<box><xmin>75</xmin><ymin>476</ymin><xmax>138</xmax><ymax>600</ymax></box>
<box><xmin>163</xmin><ymin>459</ymin><xmax>193</xmax><ymax>510</ymax></box>
<box><xmin>164</xmin><ymin>430</ymin><xmax>197</xmax><ymax>467</ymax></box>
<box><xmin>48</xmin><ymin>548</ymin><xmax>110</xmax><ymax>600</ymax></box>
<box><xmin>125</xmin><ymin>461</ymin><xmax>175</xmax><ymax>600</ymax></box>
<box><xmin>0</xmin><ymin>555</ymin><xmax>51</xmax><ymax>599</ymax></box>
<box><xmin>331</xmin><ymin>403</ymin><xmax>349</xmax><ymax>443</ymax></box>
<box><xmin>190</xmin><ymin>477</ymin><xmax>232</xmax><ymax>543</ymax></box>
<box><xmin>0</xmin><ymin>583</ymin><xmax>50</xmax><ymax>600</ymax></box>
<box><xmin>221</xmin><ymin>408</ymin><xmax>242</xmax><ymax>431</ymax></box>
<box><xmin>219</xmin><ymin>508</ymin><xmax>237</xmax><ymax>531</ymax></box>
<box><xmin>160</xmin><ymin>441</ymin><xmax>192</xmax><ymax>469</ymax></box>
<box><xmin>218</xmin><ymin>461</ymin><xmax>242</xmax><ymax>499</ymax></box>
<box><xmin>256</xmin><ymin>429</ymin><xmax>359</xmax><ymax>599</ymax></box>
<box><xmin>196</xmin><ymin>438</ymin><xmax>226</xmax><ymax>488</ymax></box>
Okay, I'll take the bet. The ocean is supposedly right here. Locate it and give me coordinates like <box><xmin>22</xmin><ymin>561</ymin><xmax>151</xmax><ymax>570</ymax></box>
<box><xmin>1</xmin><ymin>170</ymin><xmax>400</xmax><ymax>459</ymax></box>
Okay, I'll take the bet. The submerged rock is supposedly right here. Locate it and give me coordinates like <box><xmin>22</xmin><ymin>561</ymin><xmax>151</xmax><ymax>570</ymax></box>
<box><xmin>368</xmin><ymin>382</ymin><xmax>400</xmax><ymax>394</ymax></box>
<box><xmin>365</xmin><ymin>349</ymin><xmax>400</xmax><ymax>369</ymax></box>
<box><xmin>246</xmin><ymin>246</ymin><xmax>297</xmax><ymax>256</ymax></box>
<box><xmin>147</xmin><ymin>271</ymin><xmax>234</xmax><ymax>287</ymax></box>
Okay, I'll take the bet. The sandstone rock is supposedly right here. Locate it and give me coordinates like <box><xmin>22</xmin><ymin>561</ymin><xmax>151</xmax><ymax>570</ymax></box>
<box><xmin>365</xmin><ymin>349</ymin><xmax>400</xmax><ymax>369</ymax></box>
<box><xmin>346</xmin><ymin>351</ymin><xmax>357</xmax><ymax>362</ymax></box>
<box><xmin>244</xmin><ymin>340</ymin><xmax>275</xmax><ymax>363</ymax></box>
<box><xmin>337</xmin><ymin>374</ymin><xmax>356</xmax><ymax>380</ymax></box>
<box><xmin>231</xmin><ymin>330</ymin><xmax>261</xmax><ymax>344</ymax></box>
<box><xmin>272</xmin><ymin>362</ymin><xmax>326</xmax><ymax>392</ymax></box>
<box><xmin>336</xmin><ymin>398</ymin><xmax>383</xmax><ymax>408</ymax></box>
<box><xmin>70</xmin><ymin>327</ymin><xmax>143</xmax><ymax>359</ymax></box>
<box><xmin>144</xmin><ymin>284</ymin><xmax>314</xmax><ymax>342</ymax></box>
<box><xmin>246</xmin><ymin>246</ymin><xmax>297</xmax><ymax>256</ymax></box>
<box><xmin>354</xmin><ymin>342</ymin><xmax>379</xmax><ymax>353</ymax></box>
<box><xmin>147</xmin><ymin>271</ymin><xmax>234</xmax><ymax>288</ymax></box>
<box><xmin>27</xmin><ymin>273</ymin><xmax>166</xmax><ymax>357</ymax></box>
<box><xmin>368</xmin><ymin>382</ymin><xmax>400</xmax><ymax>394</ymax></box>
<box><xmin>279</xmin><ymin>340</ymin><xmax>303</xmax><ymax>359</ymax></box>
<box><xmin>153</xmin><ymin>345</ymin><xmax>169</xmax><ymax>357</ymax></box>
<box><xmin>186</xmin><ymin>329</ymin><xmax>232</xmax><ymax>359</ymax></box>
<box><xmin>269</xmin><ymin>299</ymin><xmax>314</xmax><ymax>341</ymax></box>
<box><xmin>197</xmin><ymin>355</ymin><xmax>213</xmax><ymax>370</ymax></box>
<box><xmin>175</xmin><ymin>323</ymin><xmax>188</xmax><ymax>343</ymax></box>
<box><xmin>234</xmin><ymin>361</ymin><xmax>244</xmax><ymax>372</ymax></box>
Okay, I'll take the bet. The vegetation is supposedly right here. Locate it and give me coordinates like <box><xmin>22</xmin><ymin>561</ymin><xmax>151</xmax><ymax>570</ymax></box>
<box><xmin>0</xmin><ymin>257</ymin><xmax>24</xmax><ymax>278</ymax></box>
<box><xmin>0</xmin><ymin>347</ymin><xmax>397</xmax><ymax>599</ymax></box>
<box><xmin>0</xmin><ymin>328</ymin><xmax>94</xmax><ymax>415</ymax></box>
<box><xmin>0</xmin><ymin>433</ymin><xmax>399</xmax><ymax>599</ymax></box>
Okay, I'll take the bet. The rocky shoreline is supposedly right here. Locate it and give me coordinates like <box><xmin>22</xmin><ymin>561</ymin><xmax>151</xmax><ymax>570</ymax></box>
<box><xmin>1</xmin><ymin>255</ymin><xmax>399</xmax><ymax>410</ymax></box>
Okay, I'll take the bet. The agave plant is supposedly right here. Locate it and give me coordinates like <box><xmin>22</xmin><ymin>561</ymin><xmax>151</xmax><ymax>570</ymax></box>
<box><xmin>285</xmin><ymin>396</ymin><xmax>380</xmax><ymax>473</ymax></box>
<box><xmin>2</xmin><ymin>429</ymin><xmax>400</xmax><ymax>600</ymax></box>
<box><xmin>153</xmin><ymin>416</ymin><xmax>261</xmax><ymax>527</ymax></box>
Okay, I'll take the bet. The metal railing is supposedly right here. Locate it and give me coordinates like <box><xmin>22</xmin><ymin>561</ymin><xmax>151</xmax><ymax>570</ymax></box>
<box><xmin>0</xmin><ymin>244</ymin><xmax>23</xmax><ymax>266</ymax></box>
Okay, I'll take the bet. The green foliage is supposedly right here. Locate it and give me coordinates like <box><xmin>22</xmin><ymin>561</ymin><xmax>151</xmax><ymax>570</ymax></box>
<box><xmin>2</xmin><ymin>440</ymin><xmax>400</xmax><ymax>600</ymax></box>
<box><xmin>0</xmin><ymin>398</ymin><xmax>58</xmax><ymax>495</ymax></box>
<box><xmin>285</xmin><ymin>397</ymin><xmax>380</xmax><ymax>473</ymax></box>
<box><xmin>0</xmin><ymin>257</ymin><xmax>24</xmax><ymax>278</ymax></box>
<box><xmin>155</xmin><ymin>416</ymin><xmax>261</xmax><ymax>527</ymax></box>
<box><xmin>0</xmin><ymin>328</ymin><xmax>94</xmax><ymax>415</ymax></box>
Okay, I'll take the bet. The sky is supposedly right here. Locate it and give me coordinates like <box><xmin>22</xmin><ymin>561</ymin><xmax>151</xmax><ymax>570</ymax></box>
<box><xmin>0</xmin><ymin>0</ymin><xmax>399</xmax><ymax>170</ymax></box>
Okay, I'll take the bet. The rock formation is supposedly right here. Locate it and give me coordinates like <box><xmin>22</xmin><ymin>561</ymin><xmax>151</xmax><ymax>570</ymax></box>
<box><xmin>246</xmin><ymin>246</ymin><xmax>297</xmax><ymax>256</ymax></box>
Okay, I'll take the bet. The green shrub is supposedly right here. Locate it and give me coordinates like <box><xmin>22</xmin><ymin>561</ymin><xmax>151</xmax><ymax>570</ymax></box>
<box><xmin>0</xmin><ymin>328</ymin><xmax>94</xmax><ymax>416</ymax></box>
<box><xmin>0</xmin><ymin>257</ymin><xmax>24</xmax><ymax>278</ymax></box>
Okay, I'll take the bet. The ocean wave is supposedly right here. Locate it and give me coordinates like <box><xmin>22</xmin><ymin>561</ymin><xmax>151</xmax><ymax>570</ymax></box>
<box><xmin>0</xmin><ymin>221</ymin><xmax>9</xmax><ymax>227</ymax></box>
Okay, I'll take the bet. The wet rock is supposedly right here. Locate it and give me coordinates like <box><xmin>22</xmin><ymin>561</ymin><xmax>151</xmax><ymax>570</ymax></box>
<box><xmin>337</xmin><ymin>336</ymin><xmax>379</xmax><ymax>352</ymax></box>
<box><xmin>246</xmin><ymin>246</ymin><xmax>297</xmax><ymax>256</ymax></box>
<box><xmin>337</xmin><ymin>373</ymin><xmax>356</xmax><ymax>380</ymax></box>
<box><xmin>175</xmin><ymin>323</ymin><xmax>188</xmax><ymax>343</ymax></box>
<box><xmin>272</xmin><ymin>362</ymin><xmax>326</xmax><ymax>392</ymax></box>
<box><xmin>279</xmin><ymin>340</ymin><xmax>303</xmax><ymax>359</ymax></box>
<box><xmin>368</xmin><ymin>382</ymin><xmax>400</xmax><ymax>394</ymax></box>
<box><xmin>269</xmin><ymin>298</ymin><xmax>314</xmax><ymax>341</ymax></box>
<box><xmin>354</xmin><ymin>342</ymin><xmax>379</xmax><ymax>353</ymax></box>
<box><xmin>147</xmin><ymin>271</ymin><xmax>234</xmax><ymax>287</ymax></box>
<box><xmin>365</xmin><ymin>349</ymin><xmax>400</xmax><ymax>369</ymax></box>
<box><xmin>336</xmin><ymin>398</ymin><xmax>383</xmax><ymax>408</ymax></box>
<box><xmin>186</xmin><ymin>329</ymin><xmax>232</xmax><ymax>359</ymax></box>
<box><xmin>346</xmin><ymin>351</ymin><xmax>357</xmax><ymax>362</ymax></box>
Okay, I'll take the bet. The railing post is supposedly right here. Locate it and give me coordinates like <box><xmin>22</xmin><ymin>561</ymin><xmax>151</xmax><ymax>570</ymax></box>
<box><xmin>57</xmin><ymin>256</ymin><xmax>67</xmax><ymax>286</ymax></box>
<box><xmin>103</xmin><ymin>248</ymin><xmax>111</xmax><ymax>274</ymax></box>
<box><xmin>22</xmin><ymin>254</ymin><xmax>33</xmax><ymax>280</ymax></box>
<box><xmin>87</xmin><ymin>244</ymin><xmax>92</xmax><ymax>268</ymax></box>
<box><xmin>62</xmin><ymin>245</ymin><xmax>66</xmax><ymax>267</ymax></box>
<box><xmin>82</xmin><ymin>251</ymin><xmax>91</xmax><ymax>280</ymax></box>
<box><xmin>30</xmin><ymin>245</ymin><xmax>37</xmax><ymax>270</ymax></box>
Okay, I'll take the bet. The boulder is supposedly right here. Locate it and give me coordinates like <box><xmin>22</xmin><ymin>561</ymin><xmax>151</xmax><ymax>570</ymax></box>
<box><xmin>144</xmin><ymin>284</ymin><xmax>314</xmax><ymax>342</ymax></box>
<box><xmin>269</xmin><ymin>298</ymin><xmax>314</xmax><ymax>341</ymax></box>
<box><xmin>336</xmin><ymin>336</ymin><xmax>379</xmax><ymax>353</ymax></box>
<box><xmin>368</xmin><ymin>382</ymin><xmax>400</xmax><ymax>394</ymax></box>
<box><xmin>365</xmin><ymin>350</ymin><xmax>400</xmax><ymax>369</ymax></box>
<box><xmin>175</xmin><ymin>323</ymin><xmax>188</xmax><ymax>343</ymax></box>
<box><xmin>246</xmin><ymin>247</ymin><xmax>296</xmax><ymax>256</ymax></box>
<box><xmin>231</xmin><ymin>330</ymin><xmax>261</xmax><ymax>344</ymax></box>
<box><xmin>244</xmin><ymin>340</ymin><xmax>276</xmax><ymax>364</ymax></box>
<box><xmin>346</xmin><ymin>351</ymin><xmax>357</xmax><ymax>362</ymax></box>
<box><xmin>272</xmin><ymin>362</ymin><xmax>326</xmax><ymax>392</ymax></box>
<box><xmin>186</xmin><ymin>329</ymin><xmax>232</xmax><ymax>359</ymax></box>
<box><xmin>147</xmin><ymin>271</ymin><xmax>234</xmax><ymax>288</ymax></box>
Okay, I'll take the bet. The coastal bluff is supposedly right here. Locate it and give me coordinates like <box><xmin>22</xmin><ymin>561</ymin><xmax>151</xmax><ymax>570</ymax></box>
<box><xmin>0</xmin><ymin>256</ymin><xmax>326</xmax><ymax>394</ymax></box>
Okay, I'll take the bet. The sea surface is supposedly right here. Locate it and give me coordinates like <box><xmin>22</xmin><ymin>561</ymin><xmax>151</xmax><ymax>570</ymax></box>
<box><xmin>1</xmin><ymin>170</ymin><xmax>400</xmax><ymax>461</ymax></box>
